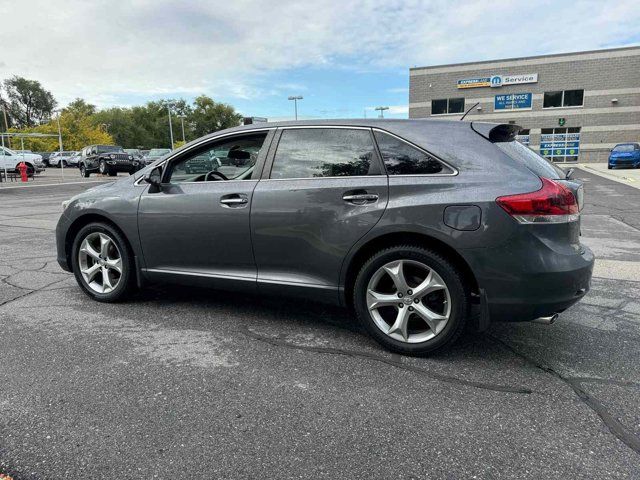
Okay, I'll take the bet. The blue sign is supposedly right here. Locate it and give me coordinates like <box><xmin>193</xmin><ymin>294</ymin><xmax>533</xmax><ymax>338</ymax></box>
<box><xmin>494</xmin><ymin>93</ymin><xmax>532</xmax><ymax>110</ymax></box>
<box><xmin>540</xmin><ymin>133</ymin><xmax>581</xmax><ymax>158</ymax></box>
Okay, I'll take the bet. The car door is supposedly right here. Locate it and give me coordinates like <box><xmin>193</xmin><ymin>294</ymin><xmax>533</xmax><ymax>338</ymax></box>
<box><xmin>251</xmin><ymin>127</ymin><xmax>389</xmax><ymax>299</ymax></box>
<box><xmin>137</xmin><ymin>129</ymin><xmax>273</xmax><ymax>289</ymax></box>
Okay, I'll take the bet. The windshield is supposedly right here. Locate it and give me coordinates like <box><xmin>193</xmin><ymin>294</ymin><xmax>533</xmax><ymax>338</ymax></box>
<box><xmin>97</xmin><ymin>145</ymin><xmax>124</xmax><ymax>153</ymax></box>
<box><xmin>497</xmin><ymin>140</ymin><xmax>566</xmax><ymax>179</ymax></box>
<box><xmin>612</xmin><ymin>144</ymin><xmax>635</xmax><ymax>152</ymax></box>
<box><xmin>148</xmin><ymin>149</ymin><xmax>171</xmax><ymax>157</ymax></box>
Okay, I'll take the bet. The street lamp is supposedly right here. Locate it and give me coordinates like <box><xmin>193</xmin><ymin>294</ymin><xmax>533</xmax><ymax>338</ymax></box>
<box><xmin>166</xmin><ymin>104</ymin><xmax>175</xmax><ymax>150</ymax></box>
<box><xmin>53</xmin><ymin>110</ymin><xmax>64</xmax><ymax>178</ymax></box>
<box><xmin>375</xmin><ymin>106</ymin><xmax>389</xmax><ymax>118</ymax></box>
<box><xmin>178</xmin><ymin>114</ymin><xmax>186</xmax><ymax>143</ymax></box>
<box><xmin>288</xmin><ymin>95</ymin><xmax>303</xmax><ymax>120</ymax></box>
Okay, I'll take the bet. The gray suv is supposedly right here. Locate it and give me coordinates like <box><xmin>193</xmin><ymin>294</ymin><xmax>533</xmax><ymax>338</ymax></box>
<box><xmin>56</xmin><ymin>120</ymin><xmax>594</xmax><ymax>355</ymax></box>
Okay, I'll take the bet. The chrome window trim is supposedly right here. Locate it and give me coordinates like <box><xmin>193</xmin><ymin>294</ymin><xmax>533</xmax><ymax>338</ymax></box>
<box><xmin>372</xmin><ymin>127</ymin><xmax>459</xmax><ymax>176</ymax></box>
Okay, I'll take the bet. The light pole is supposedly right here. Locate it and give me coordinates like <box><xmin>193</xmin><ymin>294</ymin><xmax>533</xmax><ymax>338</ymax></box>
<box><xmin>54</xmin><ymin>110</ymin><xmax>64</xmax><ymax>179</ymax></box>
<box><xmin>178</xmin><ymin>115</ymin><xmax>186</xmax><ymax>143</ymax></box>
<box><xmin>375</xmin><ymin>106</ymin><xmax>389</xmax><ymax>118</ymax></box>
<box><xmin>167</xmin><ymin>104</ymin><xmax>175</xmax><ymax>150</ymax></box>
<box><xmin>288</xmin><ymin>95</ymin><xmax>303</xmax><ymax>120</ymax></box>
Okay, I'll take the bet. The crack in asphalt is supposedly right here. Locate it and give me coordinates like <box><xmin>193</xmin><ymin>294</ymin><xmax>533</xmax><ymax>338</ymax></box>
<box><xmin>489</xmin><ymin>335</ymin><xmax>640</xmax><ymax>456</ymax></box>
<box><xmin>0</xmin><ymin>277</ymin><xmax>71</xmax><ymax>307</ymax></box>
<box><xmin>241</xmin><ymin>326</ymin><xmax>533</xmax><ymax>395</ymax></box>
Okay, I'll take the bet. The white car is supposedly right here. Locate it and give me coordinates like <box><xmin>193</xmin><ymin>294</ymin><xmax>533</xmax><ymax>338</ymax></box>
<box><xmin>0</xmin><ymin>146</ymin><xmax>44</xmax><ymax>174</ymax></box>
<box><xmin>49</xmin><ymin>151</ymin><xmax>78</xmax><ymax>168</ymax></box>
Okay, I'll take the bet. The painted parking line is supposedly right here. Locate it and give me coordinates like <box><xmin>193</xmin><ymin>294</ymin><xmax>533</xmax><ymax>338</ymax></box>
<box><xmin>0</xmin><ymin>179</ymin><xmax>115</xmax><ymax>190</ymax></box>
<box><xmin>593</xmin><ymin>259</ymin><xmax>640</xmax><ymax>282</ymax></box>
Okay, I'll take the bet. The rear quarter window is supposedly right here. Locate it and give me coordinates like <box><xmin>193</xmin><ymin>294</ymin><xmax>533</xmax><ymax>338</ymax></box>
<box><xmin>373</xmin><ymin>130</ymin><xmax>453</xmax><ymax>175</ymax></box>
<box><xmin>496</xmin><ymin>141</ymin><xmax>565</xmax><ymax>179</ymax></box>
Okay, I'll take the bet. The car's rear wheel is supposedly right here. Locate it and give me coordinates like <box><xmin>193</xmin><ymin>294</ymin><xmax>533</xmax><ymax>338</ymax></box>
<box><xmin>353</xmin><ymin>245</ymin><xmax>469</xmax><ymax>355</ymax></box>
<box><xmin>71</xmin><ymin>223</ymin><xmax>135</xmax><ymax>302</ymax></box>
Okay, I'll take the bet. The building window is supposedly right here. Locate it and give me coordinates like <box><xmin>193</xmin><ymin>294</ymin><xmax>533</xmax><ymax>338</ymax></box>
<box><xmin>540</xmin><ymin>127</ymin><xmax>581</xmax><ymax>162</ymax></box>
<box><xmin>543</xmin><ymin>89</ymin><xmax>584</xmax><ymax>108</ymax></box>
<box><xmin>431</xmin><ymin>98</ymin><xmax>465</xmax><ymax>115</ymax></box>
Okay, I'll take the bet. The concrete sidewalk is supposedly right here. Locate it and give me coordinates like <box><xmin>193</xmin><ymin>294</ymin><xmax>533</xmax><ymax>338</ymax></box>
<box><xmin>577</xmin><ymin>162</ymin><xmax>640</xmax><ymax>190</ymax></box>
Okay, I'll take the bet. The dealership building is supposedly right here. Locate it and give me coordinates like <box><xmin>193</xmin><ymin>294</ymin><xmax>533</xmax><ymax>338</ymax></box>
<box><xmin>409</xmin><ymin>46</ymin><xmax>640</xmax><ymax>163</ymax></box>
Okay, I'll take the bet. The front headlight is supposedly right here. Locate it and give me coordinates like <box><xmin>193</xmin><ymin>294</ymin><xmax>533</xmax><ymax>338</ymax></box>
<box><xmin>110</xmin><ymin>154</ymin><xmax>116</xmax><ymax>159</ymax></box>
<box><xmin>128</xmin><ymin>155</ymin><xmax>133</xmax><ymax>160</ymax></box>
<box><xmin>61</xmin><ymin>200</ymin><xmax>70</xmax><ymax>211</ymax></box>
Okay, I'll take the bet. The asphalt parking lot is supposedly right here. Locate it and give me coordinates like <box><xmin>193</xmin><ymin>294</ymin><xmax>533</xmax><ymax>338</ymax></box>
<box><xmin>1</xmin><ymin>168</ymin><xmax>639</xmax><ymax>479</ymax></box>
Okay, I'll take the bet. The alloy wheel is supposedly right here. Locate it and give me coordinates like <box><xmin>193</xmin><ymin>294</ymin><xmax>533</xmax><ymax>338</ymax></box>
<box><xmin>366</xmin><ymin>259</ymin><xmax>451</xmax><ymax>343</ymax></box>
<box><xmin>78</xmin><ymin>232</ymin><xmax>123</xmax><ymax>294</ymax></box>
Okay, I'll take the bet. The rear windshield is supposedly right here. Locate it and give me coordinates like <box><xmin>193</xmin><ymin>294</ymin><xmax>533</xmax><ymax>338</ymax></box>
<box><xmin>612</xmin><ymin>144</ymin><xmax>635</xmax><ymax>152</ymax></box>
<box><xmin>496</xmin><ymin>140</ymin><xmax>565</xmax><ymax>179</ymax></box>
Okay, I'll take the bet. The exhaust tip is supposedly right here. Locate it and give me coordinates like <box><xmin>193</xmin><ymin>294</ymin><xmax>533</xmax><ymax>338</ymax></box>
<box><xmin>532</xmin><ymin>314</ymin><xmax>558</xmax><ymax>325</ymax></box>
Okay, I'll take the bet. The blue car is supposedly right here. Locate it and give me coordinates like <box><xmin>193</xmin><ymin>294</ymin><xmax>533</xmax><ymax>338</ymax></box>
<box><xmin>608</xmin><ymin>143</ymin><xmax>640</xmax><ymax>169</ymax></box>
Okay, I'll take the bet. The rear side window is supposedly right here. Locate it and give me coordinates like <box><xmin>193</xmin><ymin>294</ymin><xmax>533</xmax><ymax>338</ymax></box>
<box><xmin>270</xmin><ymin>128</ymin><xmax>377</xmax><ymax>179</ymax></box>
<box><xmin>374</xmin><ymin>131</ymin><xmax>452</xmax><ymax>175</ymax></box>
<box><xmin>496</xmin><ymin>141</ymin><xmax>565</xmax><ymax>179</ymax></box>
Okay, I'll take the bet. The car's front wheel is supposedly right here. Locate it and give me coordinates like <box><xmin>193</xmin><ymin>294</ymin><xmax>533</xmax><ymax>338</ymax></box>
<box><xmin>80</xmin><ymin>165</ymin><xmax>90</xmax><ymax>177</ymax></box>
<box><xmin>71</xmin><ymin>223</ymin><xmax>135</xmax><ymax>302</ymax></box>
<box><xmin>354</xmin><ymin>245</ymin><xmax>469</xmax><ymax>355</ymax></box>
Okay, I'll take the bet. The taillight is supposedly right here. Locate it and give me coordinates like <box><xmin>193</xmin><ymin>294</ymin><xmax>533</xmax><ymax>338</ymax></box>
<box><xmin>496</xmin><ymin>177</ymin><xmax>579</xmax><ymax>224</ymax></box>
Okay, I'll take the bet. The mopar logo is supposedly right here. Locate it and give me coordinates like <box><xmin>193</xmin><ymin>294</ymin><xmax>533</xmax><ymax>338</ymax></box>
<box><xmin>490</xmin><ymin>75</ymin><xmax>503</xmax><ymax>87</ymax></box>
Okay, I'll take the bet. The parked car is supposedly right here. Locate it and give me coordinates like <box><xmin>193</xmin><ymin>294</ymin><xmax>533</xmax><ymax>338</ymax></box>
<box><xmin>0</xmin><ymin>146</ymin><xmax>44</xmax><ymax>175</ymax></box>
<box><xmin>56</xmin><ymin>120</ymin><xmax>594</xmax><ymax>355</ymax></box>
<box><xmin>78</xmin><ymin>145</ymin><xmax>141</xmax><ymax>177</ymax></box>
<box><xmin>124</xmin><ymin>149</ymin><xmax>144</xmax><ymax>160</ymax></box>
<box><xmin>143</xmin><ymin>148</ymin><xmax>172</xmax><ymax>165</ymax></box>
<box><xmin>49</xmin><ymin>151</ymin><xmax>78</xmax><ymax>168</ymax></box>
<box><xmin>36</xmin><ymin>152</ymin><xmax>53</xmax><ymax>166</ymax></box>
<box><xmin>67</xmin><ymin>151</ymin><xmax>82</xmax><ymax>167</ymax></box>
<box><xmin>608</xmin><ymin>143</ymin><xmax>640</xmax><ymax>169</ymax></box>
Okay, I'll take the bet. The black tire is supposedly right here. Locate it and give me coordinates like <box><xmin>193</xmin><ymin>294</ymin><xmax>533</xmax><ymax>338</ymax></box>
<box><xmin>99</xmin><ymin>159</ymin><xmax>107</xmax><ymax>175</ymax></box>
<box><xmin>353</xmin><ymin>245</ymin><xmax>470</xmax><ymax>356</ymax></box>
<box><xmin>61</xmin><ymin>160</ymin><xmax>68</xmax><ymax>168</ymax></box>
<box><xmin>80</xmin><ymin>164</ymin><xmax>90</xmax><ymax>177</ymax></box>
<box><xmin>25</xmin><ymin>163</ymin><xmax>35</xmax><ymax>177</ymax></box>
<box><xmin>608</xmin><ymin>165</ymin><xmax>612</xmax><ymax>170</ymax></box>
<box><xmin>71</xmin><ymin>222</ymin><xmax>136</xmax><ymax>302</ymax></box>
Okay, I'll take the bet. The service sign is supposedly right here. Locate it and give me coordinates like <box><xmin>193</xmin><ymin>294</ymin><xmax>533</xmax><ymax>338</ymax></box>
<box><xmin>494</xmin><ymin>93</ymin><xmax>533</xmax><ymax>110</ymax></box>
<box><xmin>458</xmin><ymin>73</ymin><xmax>538</xmax><ymax>89</ymax></box>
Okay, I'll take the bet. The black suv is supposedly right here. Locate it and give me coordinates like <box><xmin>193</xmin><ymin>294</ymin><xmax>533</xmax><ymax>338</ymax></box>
<box><xmin>79</xmin><ymin>145</ymin><xmax>141</xmax><ymax>177</ymax></box>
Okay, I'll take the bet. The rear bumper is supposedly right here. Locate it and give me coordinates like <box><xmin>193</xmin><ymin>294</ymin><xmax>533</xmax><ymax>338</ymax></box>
<box><xmin>463</xmin><ymin>239</ymin><xmax>594</xmax><ymax>323</ymax></box>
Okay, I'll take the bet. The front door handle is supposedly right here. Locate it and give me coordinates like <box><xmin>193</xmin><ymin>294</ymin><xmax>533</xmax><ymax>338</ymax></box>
<box><xmin>342</xmin><ymin>193</ymin><xmax>379</xmax><ymax>204</ymax></box>
<box><xmin>220</xmin><ymin>194</ymin><xmax>248</xmax><ymax>207</ymax></box>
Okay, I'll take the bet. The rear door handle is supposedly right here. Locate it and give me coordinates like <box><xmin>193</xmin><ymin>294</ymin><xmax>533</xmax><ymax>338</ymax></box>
<box><xmin>342</xmin><ymin>193</ymin><xmax>379</xmax><ymax>204</ymax></box>
<box><xmin>220</xmin><ymin>194</ymin><xmax>248</xmax><ymax>207</ymax></box>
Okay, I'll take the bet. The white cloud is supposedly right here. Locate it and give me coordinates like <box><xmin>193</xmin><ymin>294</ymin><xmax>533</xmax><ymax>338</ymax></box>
<box><xmin>0</xmin><ymin>0</ymin><xmax>638</xmax><ymax>107</ymax></box>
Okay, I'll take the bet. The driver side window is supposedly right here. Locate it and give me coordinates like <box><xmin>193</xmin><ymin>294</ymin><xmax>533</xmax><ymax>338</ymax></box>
<box><xmin>166</xmin><ymin>132</ymin><xmax>268</xmax><ymax>184</ymax></box>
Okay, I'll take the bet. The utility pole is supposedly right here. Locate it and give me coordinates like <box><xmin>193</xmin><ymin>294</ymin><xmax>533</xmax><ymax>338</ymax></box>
<box><xmin>288</xmin><ymin>95</ymin><xmax>303</xmax><ymax>120</ymax></box>
<box><xmin>375</xmin><ymin>106</ymin><xmax>389</xmax><ymax>118</ymax></box>
<box><xmin>55</xmin><ymin>112</ymin><xmax>64</xmax><ymax>179</ymax></box>
<box><xmin>167</xmin><ymin>104</ymin><xmax>175</xmax><ymax>149</ymax></box>
<box><xmin>178</xmin><ymin>115</ymin><xmax>186</xmax><ymax>142</ymax></box>
<box><xmin>1</xmin><ymin>99</ymin><xmax>11</xmax><ymax>148</ymax></box>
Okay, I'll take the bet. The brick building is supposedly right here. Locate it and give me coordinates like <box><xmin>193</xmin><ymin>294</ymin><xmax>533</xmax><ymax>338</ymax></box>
<box><xmin>409</xmin><ymin>46</ymin><xmax>640</xmax><ymax>163</ymax></box>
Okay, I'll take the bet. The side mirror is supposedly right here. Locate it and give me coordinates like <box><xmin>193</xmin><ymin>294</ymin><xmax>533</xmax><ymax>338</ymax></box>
<box><xmin>143</xmin><ymin>166</ymin><xmax>162</xmax><ymax>187</ymax></box>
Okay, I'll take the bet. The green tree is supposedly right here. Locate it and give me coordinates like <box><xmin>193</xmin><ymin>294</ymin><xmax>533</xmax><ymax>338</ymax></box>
<box><xmin>190</xmin><ymin>95</ymin><xmax>242</xmax><ymax>138</ymax></box>
<box><xmin>63</xmin><ymin>98</ymin><xmax>97</xmax><ymax>117</ymax></box>
<box><xmin>2</xmin><ymin>76</ymin><xmax>56</xmax><ymax>127</ymax></box>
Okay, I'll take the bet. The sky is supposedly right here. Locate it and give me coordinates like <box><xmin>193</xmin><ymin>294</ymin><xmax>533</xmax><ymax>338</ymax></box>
<box><xmin>0</xmin><ymin>0</ymin><xmax>639</xmax><ymax>120</ymax></box>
